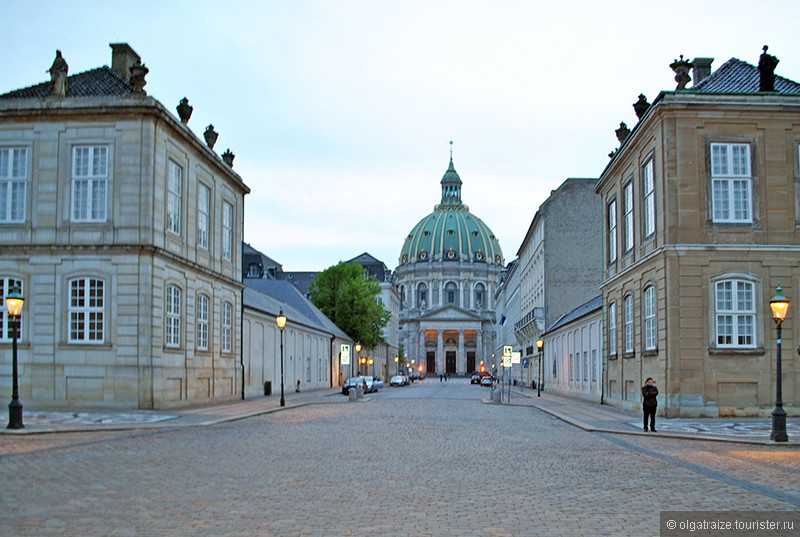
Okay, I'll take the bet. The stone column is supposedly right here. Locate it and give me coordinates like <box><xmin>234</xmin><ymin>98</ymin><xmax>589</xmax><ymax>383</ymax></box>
<box><xmin>437</xmin><ymin>329</ymin><xmax>444</xmax><ymax>374</ymax></box>
<box><xmin>476</xmin><ymin>327</ymin><xmax>483</xmax><ymax>371</ymax></box>
<box><xmin>457</xmin><ymin>330</ymin><xmax>465</xmax><ymax>374</ymax></box>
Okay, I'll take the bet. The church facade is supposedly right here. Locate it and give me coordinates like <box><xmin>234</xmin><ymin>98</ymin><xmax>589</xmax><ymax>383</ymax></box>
<box><xmin>394</xmin><ymin>158</ymin><xmax>504</xmax><ymax>375</ymax></box>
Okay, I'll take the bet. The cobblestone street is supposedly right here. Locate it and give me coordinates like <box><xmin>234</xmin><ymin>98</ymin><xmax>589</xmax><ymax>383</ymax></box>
<box><xmin>1</xmin><ymin>380</ymin><xmax>799</xmax><ymax>536</ymax></box>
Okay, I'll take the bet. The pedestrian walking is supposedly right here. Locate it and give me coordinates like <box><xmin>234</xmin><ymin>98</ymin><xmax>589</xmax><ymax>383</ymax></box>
<box><xmin>440</xmin><ymin>374</ymin><xmax>443</xmax><ymax>382</ymax></box>
<box><xmin>641</xmin><ymin>377</ymin><xmax>658</xmax><ymax>432</ymax></box>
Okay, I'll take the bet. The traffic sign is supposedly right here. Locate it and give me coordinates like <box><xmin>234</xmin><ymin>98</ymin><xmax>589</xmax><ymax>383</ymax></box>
<box><xmin>340</xmin><ymin>344</ymin><xmax>351</xmax><ymax>365</ymax></box>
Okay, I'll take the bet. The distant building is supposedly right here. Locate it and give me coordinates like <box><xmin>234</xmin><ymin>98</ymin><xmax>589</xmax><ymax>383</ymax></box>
<box><xmin>515</xmin><ymin>178</ymin><xmax>602</xmax><ymax>395</ymax></box>
<box><xmin>394</xmin><ymin>157</ymin><xmax>504</xmax><ymax>375</ymax></box>
<box><xmin>597</xmin><ymin>50</ymin><xmax>800</xmax><ymax>416</ymax></box>
<box><xmin>0</xmin><ymin>44</ymin><xmax>249</xmax><ymax>409</ymax></box>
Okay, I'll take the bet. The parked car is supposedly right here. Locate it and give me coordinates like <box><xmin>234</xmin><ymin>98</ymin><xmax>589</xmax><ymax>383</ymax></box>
<box><xmin>470</xmin><ymin>372</ymin><xmax>482</xmax><ymax>384</ymax></box>
<box><xmin>480</xmin><ymin>376</ymin><xmax>493</xmax><ymax>387</ymax></box>
<box><xmin>342</xmin><ymin>377</ymin><xmax>367</xmax><ymax>395</ymax></box>
<box><xmin>363</xmin><ymin>376</ymin><xmax>383</xmax><ymax>393</ymax></box>
<box><xmin>390</xmin><ymin>375</ymin><xmax>407</xmax><ymax>386</ymax></box>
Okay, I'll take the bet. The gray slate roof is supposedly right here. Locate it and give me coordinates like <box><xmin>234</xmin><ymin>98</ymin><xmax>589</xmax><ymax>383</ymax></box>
<box><xmin>0</xmin><ymin>66</ymin><xmax>134</xmax><ymax>99</ymax></box>
<box><xmin>691</xmin><ymin>58</ymin><xmax>800</xmax><ymax>94</ymax></box>
<box><xmin>546</xmin><ymin>295</ymin><xmax>603</xmax><ymax>334</ymax></box>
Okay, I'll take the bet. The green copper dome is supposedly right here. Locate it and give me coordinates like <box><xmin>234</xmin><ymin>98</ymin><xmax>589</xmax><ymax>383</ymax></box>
<box><xmin>399</xmin><ymin>159</ymin><xmax>504</xmax><ymax>266</ymax></box>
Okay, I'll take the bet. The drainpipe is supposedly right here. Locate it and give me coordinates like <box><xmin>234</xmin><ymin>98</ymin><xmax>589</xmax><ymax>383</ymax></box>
<box><xmin>330</xmin><ymin>335</ymin><xmax>336</xmax><ymax>388</ymax></box>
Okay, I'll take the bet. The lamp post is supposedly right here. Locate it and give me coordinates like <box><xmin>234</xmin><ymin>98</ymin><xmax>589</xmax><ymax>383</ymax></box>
<box><xmin>354</xmin><ymin>343</ymin><xmax>361</xmax><ymax>378</ymax></box>
<box><xmin>276</xmin><ymin>308</ymin><xmax>287</xmax><ymax>407</ymax></box>
<box><xmin>769</xmin><ymin>284</ymin><xmax>789</xmax><ymax>442</ymax></box>
<box><xmin>395</xmin><ymin>356</ymin><xmax>399</xmax><ymax>376</ymax></box>
<box><xmin>6</xmin><ymin>284</ymin><xmax>24</xmax><ymax>429</ymax></box>
<box><xmin>536</xmin><ymin>338</ymin><xmax>544</xmax><ymax>398</ymax></box>
<box><xmin>368</xmin><ymin>359</ymin><xmax>374</xmax><ymax>376</ymax></box>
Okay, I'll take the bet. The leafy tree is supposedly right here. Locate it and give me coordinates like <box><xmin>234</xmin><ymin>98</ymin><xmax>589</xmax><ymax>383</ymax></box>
<box><xmin>308</xmin><ymin>261</ymin><xmax>391</xmax><ymax>349</ymax></box>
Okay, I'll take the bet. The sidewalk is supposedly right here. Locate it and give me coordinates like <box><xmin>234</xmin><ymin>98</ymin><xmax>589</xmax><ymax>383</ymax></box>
<box><xmin>493</xmin><ymin>386</ymin><xmax>800</xmax><ymax>446</ymax></box>
<box><xmin>0</xmin><ymin>387</ymin><xmax>350</xmax><ymax>435</ymax></box>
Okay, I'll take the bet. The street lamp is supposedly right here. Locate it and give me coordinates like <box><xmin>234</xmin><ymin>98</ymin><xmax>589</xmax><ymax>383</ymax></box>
<box><xmin>368</xmin><ymin>358</ymin><xmax>374</xmax><ymax>376</ymax></box>
<box><xmin>769</xmin><ymin>283</ymin><xmax>789</xmax><ymax>442</ymax></box>
<box><xmin>6</xmin><ymin>284</ymin><xmax>24</xmax><ymax>429</ymax></box>
<box><xmin>395</xmin><ymin>356</ymin><xmax>399</xmax><ymax>375</ymax></box>
<box><xmin>355</xmin><ymin>343</ymin><xmax>361</xmax><ymax>377</ymax></box>
<box><xmin>536</xmin><ymin>339</ymin><xmax>544</xmax><ymax>398</ymax></box>
<box><xmin>276</xmin><ymin>308</ymin><xmax>287</xmax><ymax>407</ymax></box>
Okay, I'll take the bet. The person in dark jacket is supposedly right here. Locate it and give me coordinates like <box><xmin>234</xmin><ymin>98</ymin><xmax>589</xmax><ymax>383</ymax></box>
<box><xmin>641</xmin><ymin>377</ymin><xmax>658</xmax><ymax>432</ymax></box>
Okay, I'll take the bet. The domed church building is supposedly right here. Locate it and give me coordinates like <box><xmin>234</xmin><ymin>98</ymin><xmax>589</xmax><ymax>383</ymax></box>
<box><xmin>395</xmin><ymin>157</ymin><xmax>504</xmax><ymax>375</ymax></box>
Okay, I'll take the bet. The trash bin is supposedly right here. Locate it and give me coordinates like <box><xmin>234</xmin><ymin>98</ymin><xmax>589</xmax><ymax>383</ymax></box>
<box><xmin>264</xmin><ymin>381</ymin><xmax>272</xmax><ymax>396</ymax></box>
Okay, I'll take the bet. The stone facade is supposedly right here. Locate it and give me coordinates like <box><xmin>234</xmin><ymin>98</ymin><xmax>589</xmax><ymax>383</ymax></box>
<box><xmin>0</xmin><ymin>44</ymin><xmax>249</xmax><ymax>409</ymax></box>
<box><xmin>596</xmin><ymin>57</ymin><xmax>800</xmax><ymax>417</ymax></box>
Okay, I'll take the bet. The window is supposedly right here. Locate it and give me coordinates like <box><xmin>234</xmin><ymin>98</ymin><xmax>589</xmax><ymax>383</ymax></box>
<box><xmin>166</xmin><ymin>285</ymin><xmax>181</xmax><ymax>348</ymax></box>
<box><xmin>222</xmin><ymin>202</ymin><xmax>233</xmax><ymax>261</ymax></box>
<box><xmin>643</xmin><ymin>159</ymin><xmax>655</xmax><ymax>237</ymax></box>
<box><xmin>72</xmin><ymin>146</ymin><xmax>108</xmax><ymax>222</ymax></box>
<box><xmin>167</xmin><ymin>161</ymin><xmax>182</xmax><ymax>235</ymax></box>
<box><xmin>607</xmin><ymin>200</ymin><xmax>617</xmax><ymax>263</ymax></box>
<box><xmin>445</xmin><ymin>282</ymin><xmax>458</xmax><ymax>306</ymax></box>
<box><xmin>196</xmin><ymin>294</ymin><xmax>209</xmax><ymax>351</ymax></box>
<box><xmin>417</xmin><ymin>283</ymin><xmax>428</xmax><ymax>308</ymax></box>
<box><xmin>608</xmin><ymin>302</ymin><xmax>617</xmax><ymax>355</ymax></box>
<box><xmin>222</xmin><ymin>301</ymin><xmax>232</xmax><ymax>353</ymax></box>
<box><xmin>569</xmin><ymin>353</ymin><xmax>574</xmax><ymax>381</ymax></box>
<box><xmin>0</xmin><ymin>278</ymin><xmax>23</xmax><ymax>341</ymax></box>
<box><xmin>624</xmin><ymin>183</ymin><xmax>634</xmax><ymax>251</ymax></box>
<box><xmin>711</xmin><ymin>143</ymin><xmax>752</xmax><ymax>223</ymax></box>
<box><xmin>0</xmin><ymin>148</ymin><xmax>27</xmax><ymax>223</ymax></box>
<box><xmin>197</xmin><ymin>184</ymin><xmax>210</xmax><ymax>250</ymax></box>
<box><xmin>644</xmin><ymin>286</ymin><xmax>656</xmax><ymax>350</ymax></box>
<box><xmin>583</xmin><ymin>351</ymin><xmax>588</xmax><ymax>382</ymax></box>
<box><xmin>69</xmin><ymin>278</ymin><xmax>104</xmax><ymax>343</ymax></box>
<box><xmin>715</xmin><ymin>280</ymin><xmax>755</xmax><ymax>348</ymax></box>
<box><xmin>624</xmin><ymin>295</ymin><xmax>634</xmax><ymax>353</ymax></box>
<box><xmin>591</xmin><ymin>349</ymin><xmax>598</xmax><ymax>382</ymax></box>
<box><xmin>474</xmin><ymin>283</ymin><xmax>485</xmax><ymax>309</ymax></box>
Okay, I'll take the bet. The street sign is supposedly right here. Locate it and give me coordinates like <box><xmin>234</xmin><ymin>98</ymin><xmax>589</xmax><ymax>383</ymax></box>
<box><xmin>340</xmin><ymin>344</ymin><xmax>351</xmax><ymax>365</ymax></box>
<box><xmin>511</xmin><ymin>351</ymin><xmax>521</xmax><ymax>364</ymax></box>
<box><xmin>503</xmin><ymin>353</ymin><xmax>512</xmax><ymax>368</ymax></box>
<box><xmin>522</xmin><ymin>358</ymin><xmax>529</xmax><ymax>369</ymax></box>
<box><xmin>503</xmin><ymin>345</ymin><xmax>513</xmax><ymax>357</ymax></box>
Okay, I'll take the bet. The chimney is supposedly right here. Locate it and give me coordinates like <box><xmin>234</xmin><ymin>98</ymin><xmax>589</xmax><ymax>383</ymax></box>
<box><xmin>692</xmin><ymin>57</ymin><xmax>714</xmax><ymax>86</ymax></box>
<box><xmin>110</xmin><ymin>43</ymin><xmax>141</xmax><ymax>82</ymax></box>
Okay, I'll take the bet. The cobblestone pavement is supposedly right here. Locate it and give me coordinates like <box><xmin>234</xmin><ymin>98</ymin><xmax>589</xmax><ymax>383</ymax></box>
<box><xmin>1</xmin><ymin>380</ymin><xmax>799</xmax><ymax>536</ymax></box>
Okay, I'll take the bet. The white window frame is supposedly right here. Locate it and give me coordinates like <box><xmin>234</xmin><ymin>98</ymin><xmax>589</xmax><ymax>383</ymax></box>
<box><xmin>644</xmin><ymin>286</ymin><xmax>656</xmax><ymax>350</ymax></box>
<box><xmin>72</xmin><ymin>145</ymin><xmax>108</xmax><ymax>222</ymax></box>
<box><xmin>624</xmin><ymin>295</ymin><xmax>634</xmax><ymax>353</ymax></box>
<box><xmin>608</xmin><ymin>302</ymin><xmax>617</xmax><ymax>355</ymax></box>
<box><xmin>0</xmin><ymin>147</ymin><xmax>27</xmax><ymax>223</ymax></box>
<box><xmin>1</xmin><ymin>277</ymin><xmax>23</xmax><ymax>342</ymax></box>
<box><xmin>624</xmin><ymin>182</ymin><xmax>634</xmax><ymax>251</ymax></box>
<box><xmin>68</xmin><ymin>277</ymin><xmax>105</xmax><ymax>343</ymax></box>
<box><xmin>643</xmin><ymin>159</ymin><xmax>655</xmax><ymax>237</ymax></box>
<box><xmin>714</xmin><ymin>279</ymin><xmax>756</xmax><ymax>348</ymax></box>
<box><xmin>222</xmin><ymin>202</ymin><xmax>233</xmax><ymax>261</ymax></box>
<box><xmin>710</xmin><ymin>143</ymin><xmax>752</xmax><ymax>223</ymax></box>
<box><xmin>197</xmin><ymin>183</ymin><xmax>210</xmax><ymax>250</ymax></box>
<box><xmin>196</xmin><ymin>294</ymin><xmax>209</xmax><ymax>351</ymax></box>
<box><xmin>591</xmin><ymin>349</ymin><xmax>598</xmax><ymax>382</ymax></box>
<box><xmin>608</xmin><ymin>200</ymin><xmax>617</xmax><ymax>263</ymax></box>
<box><xmin>222</xmin><ymin>301</ymin><xmax>232</xmax><ymax>353</ymax></box>
<box><xmin>166</xmin><ymin>285</ymin><xmax>182</xmax><ymax>348</ymax></box>
<box><xmin>167</xmin><ymin>160</ymin><xmax>182</xmax><ymax>236</ymax></box>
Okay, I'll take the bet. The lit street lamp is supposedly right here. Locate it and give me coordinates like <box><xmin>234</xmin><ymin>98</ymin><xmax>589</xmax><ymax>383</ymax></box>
<box><xmin>354</xmin><ymin>343</ymin><xmax>361</xmax><ymax>378</ymax></box>
<box><xmin>6</xmin><ymin>284</ymin><xmax>24</xmax><ymax>429</ymax></box>
<box><xmin>536</xmin><ymin>338</ymin><xmax>544</xmax><ymax>398</ymax></box>
<box><xmin>394</xmin><ymin>356</ymin><xmax>399</xmax><ymax>376</ymax></box>
<box><xmin>769</xmin><ymin>284</ymin><xmax>789</xmax><ymax>442</ymax></box>
<box><xmin>276</xmin><ymin>308</ymin><xmax>287</xmax><ymax>407</ymax></box>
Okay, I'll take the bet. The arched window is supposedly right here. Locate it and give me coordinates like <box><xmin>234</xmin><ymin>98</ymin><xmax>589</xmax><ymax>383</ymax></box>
<box><xmin>416</xmin><ymin>283</ymin><xmax>428</xmax><ymax>309</ymax></box>
<box><xmin>165</xmin><ymin>285</ymin><xmax>182</xmax><ymax>348</ymax></box>
<box><xmin>474</xmin><ymin>283</ymin><xmax>485</xmax><ymax>310</ymax></box>
<box><xmin>624</xmin><ymin>294</ymin><xmax>634</xmax><ymax>353</ymax></box>
<box><xmin>643</xmin><ymin>286</ymin><xmax>656</xmax><ymax>350</ymax></box>
<box><xmin>445</xmin><ymin>282</ymin><xmax>459</xmax><ymax>307</ymax></box>
<box><xmin>69</xmin><ymin>277</ymin><xmax>105</xmax><ymax>343</ymax></box>
<box><xmin>713</xmin><ymin>277</ymin><xmax>756</xmax><ymax>348</ymax></box>
<box><xmin>607</xmin><ymin>302</ymin><xmax>617</xmax><ymax>355</ymax></box>
<box><xmin>222</xmin><ymin>301</ymin><xmax>233</xmax><ymax>353</ymax></box>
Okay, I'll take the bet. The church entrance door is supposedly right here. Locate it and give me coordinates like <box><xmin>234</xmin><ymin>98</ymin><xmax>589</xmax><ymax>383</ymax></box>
<box><xmin>446</xmin><ymin>351</ymin><xmax>456</xmax><ymax>374</ymax></box>
<box><xmin>466</xmin><ymin>352</ymin><xmax>475</xmax><ymax>373</ymax></box>
<box><xmin>426</xmin><ymin>351</ymin><xmax>436</xmax><ymax>373</ymax></box>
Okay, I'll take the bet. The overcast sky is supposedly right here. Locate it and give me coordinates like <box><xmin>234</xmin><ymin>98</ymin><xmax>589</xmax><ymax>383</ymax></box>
<box><xmin>3</xmin><ymin>1</ymin><xmax>799</xmax><ymax>271</ymax></box>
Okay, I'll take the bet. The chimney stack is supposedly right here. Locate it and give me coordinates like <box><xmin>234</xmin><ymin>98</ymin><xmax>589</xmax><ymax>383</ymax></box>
<box><xmin>110</xmin><ymin>43</ymin><xmax>141</xmax><ymax>82</ymax></box>
<box><xmin>692</xmin><ymin>57</ymin><xmax>713</xmax><ymax>86</ymax></box>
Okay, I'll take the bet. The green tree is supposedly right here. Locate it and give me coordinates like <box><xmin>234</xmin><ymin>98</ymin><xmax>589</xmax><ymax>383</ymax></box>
<box><xmin>308</xmin><ymin>261</ymin><xmax>391</xmax><ymax>349</ymax></box>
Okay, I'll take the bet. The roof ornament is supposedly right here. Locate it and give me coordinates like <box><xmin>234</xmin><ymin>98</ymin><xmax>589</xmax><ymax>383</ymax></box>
<box><xmin>669</xmin><ymin>54</ymin><xmax>692</xmax><ymax>90</ymax></box>
<box><xmin>633</xmin><ymin>94</ymin><xmax>650</xmax><ymax>119</ymax></box>
<box><xmin>176</xmin><ymin>97</ymin><xmax>193</xmax><ymax>124</ymax></box>
<box><xmin>204</xmin><ymin>124</ymin><xmax>219</xmax><ymax>149</ymax></box>
<box><xmin>449</xmin><ymin>139</ymin><xmax>454</xmax><ymax>160</ymax></box>
<box><xmin>758</xmin><ymin>45</ymin><xmax>779</xmax><ymax>92</ymax></box>
<box><xmin>615</xmin><ymin>122</ymin><xmax>630</xmax><ymax>144</ymax></box>
<box><xmin>129</xmin><ymin>61</ymin><xmax>149</xmax><ymax>93</ymax></box>
<box><xmin>222</xmin><ymin>149</ymin><xmax>235</xmax><ymax>167</ymax></box>
<box><xmin>48</xmin><ymin>50</ymin><xmax>68</xmax><ymax>98</ymax></box>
